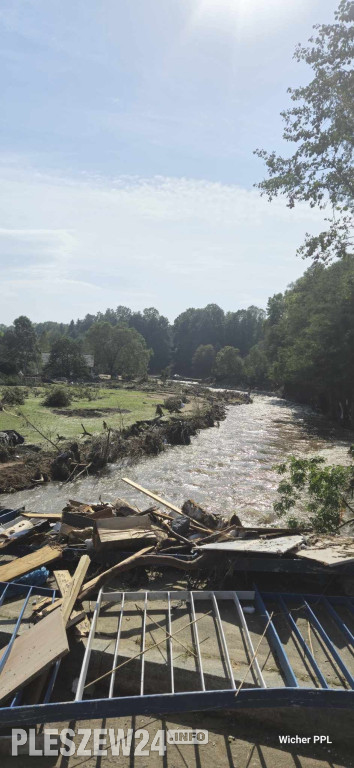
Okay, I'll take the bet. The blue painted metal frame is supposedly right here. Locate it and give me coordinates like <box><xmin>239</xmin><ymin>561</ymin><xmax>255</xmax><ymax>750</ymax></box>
<box><xmin>0</xmin><ymin>586</ymin><xmax>352</xmax><ymax>726</ymax></box>
<box><xmin>0</xmin><ymin>580</ymin><xmax>58</xmax><ymax>713</ymax></box>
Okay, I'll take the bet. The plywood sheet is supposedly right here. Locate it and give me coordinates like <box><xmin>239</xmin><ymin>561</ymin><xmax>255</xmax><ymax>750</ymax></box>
<box><xmin>0</xmin><ymin>611</ymin><xmax>69</xmax><ymax>704</ymax></box>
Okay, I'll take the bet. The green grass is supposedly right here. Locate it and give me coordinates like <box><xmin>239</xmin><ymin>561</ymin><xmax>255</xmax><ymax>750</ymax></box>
<box><xmin>0</xmin><ymin>386</ymin><xmax>164</xmax><ymax>447</ymax></box>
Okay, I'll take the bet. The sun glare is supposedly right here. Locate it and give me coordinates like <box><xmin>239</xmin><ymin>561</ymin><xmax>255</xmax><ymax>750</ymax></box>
<box><xmin>192</xmin><ymin>0</ymin><xmax>303</xmax><ymax>32</ymax></box>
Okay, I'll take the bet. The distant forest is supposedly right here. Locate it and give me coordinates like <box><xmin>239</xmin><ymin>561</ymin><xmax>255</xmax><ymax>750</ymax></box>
<box><xmin>1</xmin><ymin>256</ymin><xmax>354</xmax><ymax>427</ymax></box>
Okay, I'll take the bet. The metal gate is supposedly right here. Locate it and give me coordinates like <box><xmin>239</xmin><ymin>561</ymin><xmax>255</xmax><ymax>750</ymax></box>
<box><xmin>0</xmin><ymin>587</ymin><xmax>353</xmax><ymax>725</ymax></box>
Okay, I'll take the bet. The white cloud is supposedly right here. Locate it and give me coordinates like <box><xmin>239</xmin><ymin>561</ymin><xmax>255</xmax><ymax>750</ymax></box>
<box><xmin>0</xmin><ymin>158</ymin><xmax>324</xmax><ymax>324</ymax></box>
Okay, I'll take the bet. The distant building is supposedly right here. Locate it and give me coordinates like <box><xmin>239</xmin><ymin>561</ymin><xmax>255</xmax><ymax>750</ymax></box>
<box><xmin>41</xmin><ymin>353</ymin><xmax>94</xmax><ymax>373</ymax></box>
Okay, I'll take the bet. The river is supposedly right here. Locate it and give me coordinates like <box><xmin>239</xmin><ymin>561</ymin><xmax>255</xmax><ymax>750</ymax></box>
<box><xmin>1</xmin><ymin>395</ymin><xmax>353</xmax><ymax>524</ymax></box>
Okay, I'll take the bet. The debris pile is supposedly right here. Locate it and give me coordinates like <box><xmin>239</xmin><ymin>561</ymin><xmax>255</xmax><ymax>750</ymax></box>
<box><xmin>0</xmin><ymin>477</ymin><xmax>353</xmax><ymax>725</ymax></box>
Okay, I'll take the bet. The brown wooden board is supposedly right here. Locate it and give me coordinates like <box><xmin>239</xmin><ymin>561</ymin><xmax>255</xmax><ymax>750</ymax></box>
<box><xmin>0</xmin><ymin>545</ymin><xmax>62</xmax><ymax>582</ymax></box>
<box><xmin>0</xmin><ymin>611</ymin><xmax>69</xmax><ymax>704</ymax></box>
<box><xmin>95</xmin><ymin>516</ymin><xmax>157</xmax><ymax>550</ymax></box>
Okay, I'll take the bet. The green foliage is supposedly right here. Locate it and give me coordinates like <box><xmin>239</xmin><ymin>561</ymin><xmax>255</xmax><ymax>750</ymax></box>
<box><xmin>243</xmin><ymin>344</ymin><xmax>269</xmax><ymax>388</ymax></box>
<box><xmin>214</xmin><ymin>346</ymin><xmax>243</xmax><ymax>382</ymax></box>
<box><xmin>192</xmin><ymin>344</ymin><xmax>216</xmax><ymax>378</ymax></box>
<box><xmin>255</xmin><ymin>0</ymin><xmax>354</xmax><ymax>262</ymax></box>
<box><xmin>43</xmin><ymin>387</ymin><xmax>72</xmax><ymax>408</ymax></box>
<box><xmin>0</xmin><ymin>316</ymin><xmax>40</xmax><ymax>376</ymax></box>
<box><xmin>88</xmin><ymin>323</ymin><xmax>151</xmax><ymax>378</ymax></box>
<box><xmin>44</xmin><ymin>337</ymin><xmax>89</xmax><ymax>379</ymax></box>
<box><xmin>262</xmin><ymin>257</ymin><xmax>354</xmax><ymax>425</ymax></box>
<box><xmin>274</xmin><ymin>455</ymin><xmax>354</xmax><ymax>532</ymax></box>
<box><xmin>1</xmin><ymin>387</ymin><xmax>27</xmax><ymax>406</ymax></box>
<box><xmin>163</xmin><ymin>396</ymin><xmax>183</xmax><ymax>413</ymax></box>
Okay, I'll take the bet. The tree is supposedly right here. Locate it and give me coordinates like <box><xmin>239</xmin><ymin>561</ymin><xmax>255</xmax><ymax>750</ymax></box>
<box><xmin>192</xmin><ymin>345</ymin><xmax>216</xmax><ymax>378</ymax></box>
<box><xmin>255</xmin><ymin>0</ymin><xmax>354</xmax><ymax>261</ymax></box>
<box><xmin>87</xmin><ymin>323</ymin><xmax>151</xmax><ymax>377</ymax></box>
<box><xmin>0</xmin><ymin>316</ymin><xmax>40</xmax><ymax>375</ymax></box>
<box><xmin>130</xmin><ymin>307</ymin><xmax>171</xmax><ymax>373</ymax></box>
<box><xmin>258</xmin><ymin>256</ymin><xmax>354</xmax><ymax>426</ymax></box>
<box><xmin>224</xmin><ymin>306</ymin><xmax>266</xmax><ymax>355</ymax></box>
<box><xmin>243</xmin><ymin>344</ymin><xmax>269</xmax><ymax>388</ymax></box>
<box><xmin>45</xmin><ymin>338</ymin><xmax>89</xmax><ymax>379</ymax></box>
<box><xmin>173</xmin><ymin>304</ymin><xmax>224</xmax><ymax>375</ymax></box>
<box><xmin>214</xmin><ymin>346</ymin><xmax>243</xmax><ymax>382</ymax></box>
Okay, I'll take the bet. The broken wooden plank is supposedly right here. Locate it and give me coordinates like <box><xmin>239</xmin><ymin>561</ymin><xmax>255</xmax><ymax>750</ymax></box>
<box><xmin>95</xmin><ymin>515</ymin><xmax>157</xmax><ymax>550</ymax></box>
<box><xmin>0</xmin><ymin>611</ymin><xmax>69</xmax><ymax>704</ymax></box>
<box><xmin>200</xmin><ymin>535</ymin><xmax>304</xmax><ymax>555</ymax></box>
<box><xmin>0</xmin><ymin>545</ymin><xmax>62</xmax><ymax>582</ymax></box>
<box><xmin>54</xmin><ymin>570</ymin><xmax>90</xmax><ymax>636</ymax></box>
<box><xmin>61</xmin><ymin>555</ymin><xmax>90</xmax><ymax>626</ymax></box>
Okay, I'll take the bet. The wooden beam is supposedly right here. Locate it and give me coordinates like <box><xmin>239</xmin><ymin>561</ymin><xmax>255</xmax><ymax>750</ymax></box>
<box><xmin>0</xmin><ymin>545</ymin><xmax>62</xmax><ymax>582</ymax></box>
<box><xmin>122</xmin><ymin>478</ymin><xmax>184</xmax><ymax>516</ymax></box>
<box><xmin>61</xmin><ymin>555</ymin><xmax>90</xmax><ymax>626</ymax></box>
<box><xmin>54</xmin><ymin>570</ymin><xmax>90</xmax><ymax>636</ymax></box>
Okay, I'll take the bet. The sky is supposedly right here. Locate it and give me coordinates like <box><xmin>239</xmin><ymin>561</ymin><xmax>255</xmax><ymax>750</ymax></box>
<box><xmin>0</xmin><ymin>0</ymin><xmax>339</xmax><ymax>325</ymax></box>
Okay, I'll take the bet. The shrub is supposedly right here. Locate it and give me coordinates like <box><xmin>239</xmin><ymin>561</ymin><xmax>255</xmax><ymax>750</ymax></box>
<box><xmin>43</xmin><ymin>387</ymin><xmax>72</xmax><ymax>408</ymax></box>
<box><xmin>163</xmin><ymin>395</ymin><xmax>183</xmax><ymax>413</ymax></box>
<box><xmin>1</xmin><ymin>387</ymin><xmax>26</xmax><ymax>406</ymax></box>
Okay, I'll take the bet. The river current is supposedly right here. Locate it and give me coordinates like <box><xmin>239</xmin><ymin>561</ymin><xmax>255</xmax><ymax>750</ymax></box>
<box><xmin>1</xmin><ymin>395</ymin><xmax>353</xmax><ymax>524</ymax></box>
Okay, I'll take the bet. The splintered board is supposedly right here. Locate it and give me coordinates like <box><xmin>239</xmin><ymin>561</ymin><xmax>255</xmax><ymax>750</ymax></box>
<box><xmin>200</xmin><ymin>535</ymin><xmax>303</xmax><ymax>555</ymax></box>
<box><xmin>0</xmin><ymin>545</ymin><xmax>62</xmax><ymax>582</ymax></box>
<box><xmin>0</xmin><ymin>610</ymin><xmax>69</xmax><ymax>704</ymax></box>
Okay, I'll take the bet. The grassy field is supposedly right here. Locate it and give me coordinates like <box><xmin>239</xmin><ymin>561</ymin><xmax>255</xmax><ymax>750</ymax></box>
<box><xmin>0</xmin><ymin>386</ymin><xmax>165</xmax><ymax>447</ymax></box>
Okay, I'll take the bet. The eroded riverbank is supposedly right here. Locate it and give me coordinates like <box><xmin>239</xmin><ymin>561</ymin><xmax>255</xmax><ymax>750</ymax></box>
<box><xmin>2</xmin><ymin>395</ymin><xmax>353</xmax><ymax>523</ymax></box>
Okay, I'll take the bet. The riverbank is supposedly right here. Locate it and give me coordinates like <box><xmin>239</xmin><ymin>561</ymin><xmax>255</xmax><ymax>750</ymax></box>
<box><xmin>0</xmin><ymin>383</ymin><xmax>248</xmax><ymax>495</ymax></box>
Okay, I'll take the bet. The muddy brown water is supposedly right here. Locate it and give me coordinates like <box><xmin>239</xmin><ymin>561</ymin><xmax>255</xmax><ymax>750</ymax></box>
<box><xmin>1</xmin><ymin>395</ymin><xmax>353</xmax><ymax>524</ymax></box>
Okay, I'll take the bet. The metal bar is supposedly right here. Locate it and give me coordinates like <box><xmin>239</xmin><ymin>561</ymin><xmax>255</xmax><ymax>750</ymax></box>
<box><xmin>0</xmin><ymin>587</ymin><xmax>33</xmax><ymax>674</ymax></box>
<box><xmin>102</xmin><ymin>590</ymin><xmax>255</xmax><ymax>602</ymax></box>
<box><xmin>109</xmin><ymin>593</ymin><xmax>125</xmax><ymax>699</ymax></box>
<box><xmin>0</xmin><ymin>688</ymin><xmax>353</xmax><ymax>727</ymax></box>
<box><xmin>0</xmin><ymin>583</ymin><xmax>10</xmax><ymax>606</ymax></box>
<box><xmin>254</xmin><ymin>588</ymin><xmax>298</xmax><ymax>688</ymax></box>
<box><xmin>75</xmin><ymin>590</ymin><xmax>103</xmax><ymax>700</ymax></box>
<box><xmin>140</xmin><ymin>592</ymin><xmax>148</xmax><ymax>696</ymax></box>
<box><xmin>189</xmin><ymin>592</ymin><xmax>205</xmax><ymax>691</ymax></box>
<box><xmin>278</xmin><ymin>596</ymin><xmax>328</xmax><ymax>689</ymax></box>
<box><xmin>304</xmin><ymin>600</ymin><xmax>354</xmax><ymax>689</ymax></box>
<box><xmin>322</xmin><ymin>597</ymin><xmax>354</xmax><ymax>646</ymax></box>
<box><xmin>232</xmin><ymin>592</ymin><xmax>266</xmax><ymax>688</ymax></box>
<box><xmin>43</xmin><ymin>661</ymin><xmax>61</xmax><ymax>704</ymax></box>
<box><xmin>167</xmin><ymin>591</ymin><xmax>174</xmax><ymax>694</ymax></box>
<box><xmin>211</xmin><ymin>593</ymin><xmax>235</xmax><ymax>689</ymax></box>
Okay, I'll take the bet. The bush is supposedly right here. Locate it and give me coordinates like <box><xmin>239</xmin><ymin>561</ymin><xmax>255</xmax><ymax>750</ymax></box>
<box><xmin>1</xmin><ymin>387</ymin><xmax>26</xmax><ymax>406</ymax></box>
<box><xmin>163</xmin><ymin>395</ymin><xmax>183</xmax><ymax>413</ymax></box>
<box><xmin>43</xmin><ymin>387</ymin><xmax>72</xmax><ymax>408</ymax></box>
